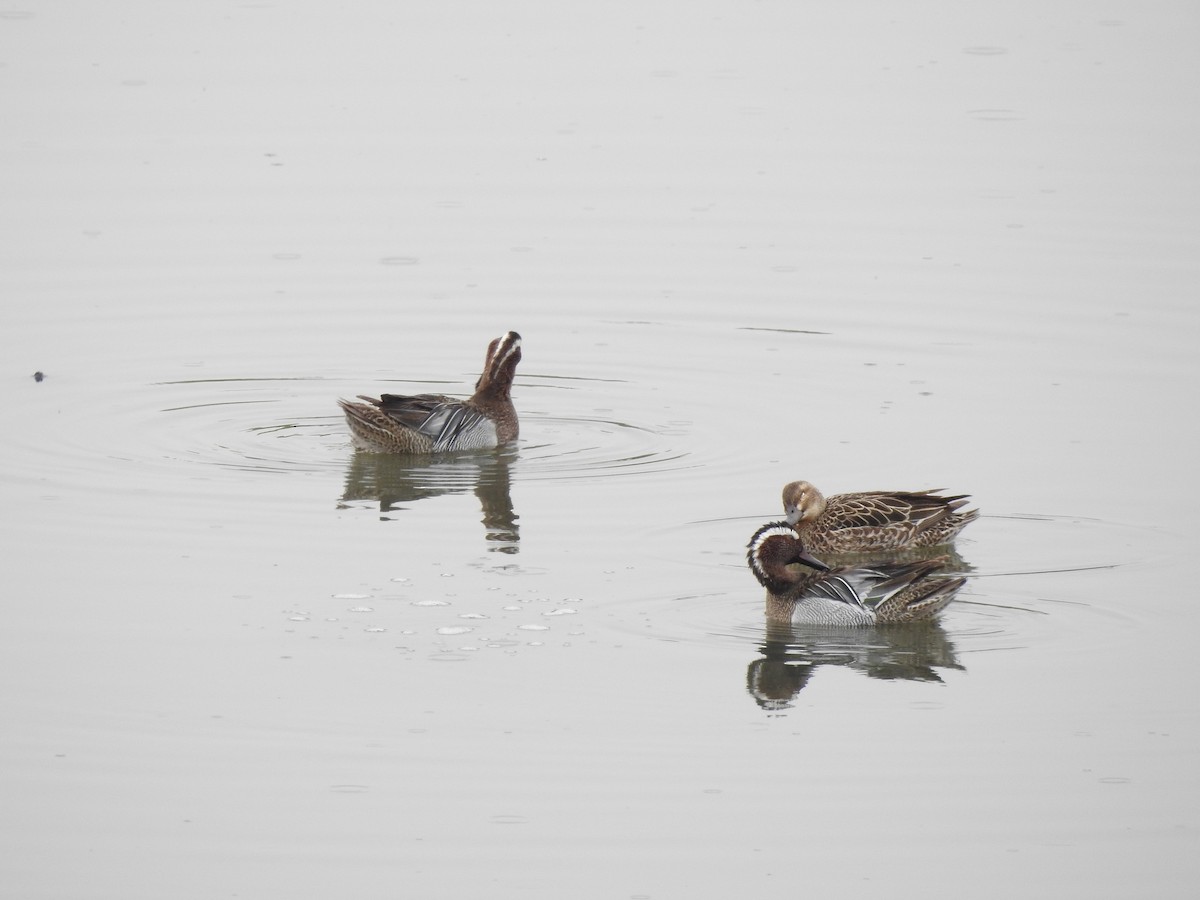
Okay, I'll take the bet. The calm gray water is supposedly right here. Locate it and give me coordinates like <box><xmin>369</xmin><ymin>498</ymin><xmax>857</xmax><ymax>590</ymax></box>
<box><xmin>3</xmin><ymin>3</ymin><xmax>1199</xmax><ymax>898</ymax></box>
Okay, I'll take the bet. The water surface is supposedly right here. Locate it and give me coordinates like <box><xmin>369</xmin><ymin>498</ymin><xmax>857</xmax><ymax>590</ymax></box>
<box><xmin>2</xmin><ymin>2</ymin><xmax>1198</xmax><ymax>898</ymax></box>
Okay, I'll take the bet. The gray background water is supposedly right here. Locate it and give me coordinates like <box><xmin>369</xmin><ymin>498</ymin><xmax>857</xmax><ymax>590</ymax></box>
<box><xmin>3</xmin><ymin>2</ymin><xmax>1198</xmax><ymax>897</ymax></box>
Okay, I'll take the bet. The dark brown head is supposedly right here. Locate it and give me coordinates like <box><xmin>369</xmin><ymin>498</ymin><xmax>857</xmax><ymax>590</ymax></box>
<box><xmin>474</xmin><ymin>331</ymin><xmax>522</xmax><ymax>399</ymax></box>
<box><xmin>746</xmin><ymin>522</ymin><xmax>830</xmax><ymax>593</ymax></box>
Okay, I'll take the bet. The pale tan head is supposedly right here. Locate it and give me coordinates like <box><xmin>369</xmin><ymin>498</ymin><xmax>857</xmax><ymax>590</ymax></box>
<box><xmin>782</xmin><ymin>480</ymin><xmax>827</xmax><ymax>528</ymax></box>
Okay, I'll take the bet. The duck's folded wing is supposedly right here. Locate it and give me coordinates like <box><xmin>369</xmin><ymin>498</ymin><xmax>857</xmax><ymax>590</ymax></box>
<box><xmin>366</xmin><ymin>393</ymin><xmax>492</xmax><ymax>451</ymax></box>
<box><xmin>425</xmin><ymin>404</ymin><xmax>493</xmax><ymax>451</ymax></box>
<box><xmin>851</xmin><ymin>559</ymin><xmax>948</xmax><ymax>609</ymax></box>
<box><xmin>810</xmin><ymin>561</ymin><xmax>938</xmax><ymax>611</ymax></box>
<box><xmin>806</xmin><ymin>575</ymin><xmax>869</xmax><ymax>610</ymax></box>
<box><xmin>366</xmin><ymin>393</ymin><xmax>452</xmax><ymax>431</ymax></box>
<box><xmin>828</xmin><ymin>492</ymin><xmax>953</xmax><ymax>530</ymax></box>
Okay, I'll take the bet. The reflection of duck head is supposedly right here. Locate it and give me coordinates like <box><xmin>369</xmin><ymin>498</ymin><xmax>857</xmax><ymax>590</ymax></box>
<box><xmin>339</xmin><ymin>450</ymin><xmax>518</xmax><ymax>552</ymax></box>
<box><xmin>745</xmin><ymin>652</ymin><xmax>818</xmax><ymax>711</ymax></box>
<box><xmin>746</xmin><ymin>621</ymin><xmax>965</xmax><ymax>710</ymax></box>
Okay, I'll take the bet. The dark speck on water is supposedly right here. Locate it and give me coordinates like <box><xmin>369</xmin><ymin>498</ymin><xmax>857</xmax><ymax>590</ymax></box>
<box><xmin>33</xmin><ymin>371</ymin><xmax>45</xmax><ymax>382</ymax></box>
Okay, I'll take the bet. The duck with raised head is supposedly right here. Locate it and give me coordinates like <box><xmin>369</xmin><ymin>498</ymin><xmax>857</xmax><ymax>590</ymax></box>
<box><xmin>781</xmin><ymin>480</ymin><xmax>978</xmax><ymax>554</ymax></box>
<box><xmin>339</xmin><ymin>331</ymin><xmax>521</xmax><ymax>453</ymax></box>
<box><xmin>747</xmin><ymin>522</ymin><xmax>965</xmax><ymax>625</ymax></box>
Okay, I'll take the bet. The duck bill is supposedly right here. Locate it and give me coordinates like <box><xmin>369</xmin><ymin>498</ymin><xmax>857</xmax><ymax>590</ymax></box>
<box><xmin>795</xmin><ymin>550</ymin><xmax>830</xmax><ymax>572</ymax></box>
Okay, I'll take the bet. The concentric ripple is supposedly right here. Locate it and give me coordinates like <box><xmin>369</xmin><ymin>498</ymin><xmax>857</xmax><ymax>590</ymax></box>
<box><xmin>153</xmin><ymin>375</ymin><xmax>697</xmax><ymax>484</ymax></box>
<box><xmin>155</xmin><ymin>376</ymin><xmax>347</xmax><ymax>475</ymax></box>
<box><xmin>2</xmin><ymin>373</ymin><xmax>700</xmax><ymax>522</ymax></box>
<box><xmin>514</xmin><ymin>414</ymin><xmax>695</xmax><ymax>481</ymax></box>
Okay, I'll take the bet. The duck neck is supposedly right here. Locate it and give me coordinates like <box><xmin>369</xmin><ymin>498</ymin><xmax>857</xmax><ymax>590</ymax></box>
<box><xmin>474</xmin><ymin>334</ymin><xmax>521</xmax><ymax>401</ymax></box>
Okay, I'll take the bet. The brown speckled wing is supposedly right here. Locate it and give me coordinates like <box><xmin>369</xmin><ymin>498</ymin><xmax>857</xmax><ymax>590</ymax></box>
<box><xmin>826</xmin><ymin>492</ymin><xmax>948</xmax><ymax>530</ymax></box>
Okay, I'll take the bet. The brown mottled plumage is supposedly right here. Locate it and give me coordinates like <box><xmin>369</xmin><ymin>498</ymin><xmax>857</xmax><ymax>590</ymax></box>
<box><xmin>747</xmin><ymin>522</ymin><xmax>964</xmax><ymax>625</ymax></box>
<box><xmin>339</xmin><ymin>332</ymin><xmax>521</xmax><ymax>453</ymax></box>
<box><xmin>782</xmin><ymin>480</ymin><xmax>978</xmax><ymax>554</ymax></box>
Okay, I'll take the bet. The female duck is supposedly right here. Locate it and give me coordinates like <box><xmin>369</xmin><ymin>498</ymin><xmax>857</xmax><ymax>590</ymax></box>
<box><xmin>747</xmin><ymin>522</ymin><xmax>964</xmax><ymax>625</ymax></box>
<box><xmin>782</xmin><ymin>480</ymin><xmax>978</xmax><ymax>554</ymax></box>
<box><xmin>340</xmin><ymin>331</ymin><xmax>521</xmax><ymax>453</ymax></box>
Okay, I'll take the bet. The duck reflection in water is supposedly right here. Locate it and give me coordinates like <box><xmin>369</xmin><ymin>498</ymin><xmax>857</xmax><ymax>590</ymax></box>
<box><xmin>339</xmin><ymin>449</ymin><xmax>519</xmax><ymax>552</ymax></box>
<box><xmin>746</xmin><ymin>622</ymin><xmax>965</xmax><ymax>711</ymax></box>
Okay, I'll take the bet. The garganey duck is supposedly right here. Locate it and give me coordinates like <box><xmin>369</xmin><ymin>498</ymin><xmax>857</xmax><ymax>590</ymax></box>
<box><xmin>782</xmin><ymin>480</ymin><xmax>978</xmax><ymax>554</ymax></box>
<box><xmin>747</xmin><ymin>522</ymin><xmax>964</xmax><ymax>625</ymax></box>
<box><xmin>339</xmin><ymin>331</ymin><xmax>521</xmax><ymax>453</ymax></box>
